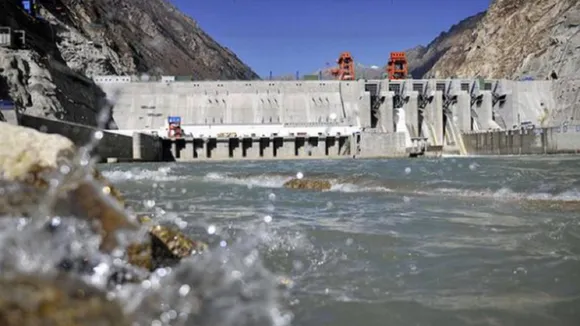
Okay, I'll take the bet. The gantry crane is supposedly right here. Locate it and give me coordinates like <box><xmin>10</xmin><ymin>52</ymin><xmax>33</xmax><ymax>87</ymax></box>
<box><xmin>330</xmin><ymin>52</ymin><xmax>355</xmax><ymax>80</ymax></box>
<box><xmin>386</xmin><ymin>52</ymin><xmax>408</xmax><ymax>80</ymax></box>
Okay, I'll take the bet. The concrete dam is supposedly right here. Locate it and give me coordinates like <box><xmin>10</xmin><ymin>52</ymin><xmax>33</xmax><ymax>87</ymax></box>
<box><xmin>86</xmin><ymin>75</ymin><xmax>579</xmax><ymax>162</ymax></box>
<box><xmin>12</xmin><ymin>76</ymin><xmax>578</xmax><ymax>162</ymax></box>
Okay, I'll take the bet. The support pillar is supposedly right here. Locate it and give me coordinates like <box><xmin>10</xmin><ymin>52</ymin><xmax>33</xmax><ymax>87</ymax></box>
<box><xmin>132</xmin><ymin>132</ymin><xmax>142</xmax><ymax>160</ymax></box>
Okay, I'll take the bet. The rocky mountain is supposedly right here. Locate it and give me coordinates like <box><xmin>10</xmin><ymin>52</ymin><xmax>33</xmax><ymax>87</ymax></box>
<box><xmin>50</xmin><ymin>0</ymin><xmax>259</xmax><ymax>79</ymax></box>
<box><xmin>421</xmin><ymin>0</ymin><xmax>580</xmax><ymax>80</ymax></box>
<box><xmin>405</xmin><ymin>0</ymin><xmax>580</xmax><ymax>123</ymax></box>
<box><xmin>0</xmin><ymin>0</ymin><xmax>258</xmax><ymax>125</ymax></box>
<box><xmin>405</xmin><ymin>11</ymin><xmax>486</xmax><ymax>79</ymax></box>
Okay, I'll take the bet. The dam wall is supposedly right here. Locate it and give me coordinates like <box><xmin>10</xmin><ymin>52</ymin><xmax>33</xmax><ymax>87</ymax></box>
<box><xmin>91</xmin><ymin>76</ymin><xmax>578</xmax><ymax>159</ymax></box>
<box><xmin>19</xmin><ymin>114</ymin><xmax>162</xmax><ymax>162</ymax></box>
<box><xmin>97</xmin><ymin>79</ymin><xmax>370</xmax><ymax>130</ymax></box>
<box><xmin>462</xmin><ymin>125</ymin><xmax>580</xmax><ymax>155</ymax></box>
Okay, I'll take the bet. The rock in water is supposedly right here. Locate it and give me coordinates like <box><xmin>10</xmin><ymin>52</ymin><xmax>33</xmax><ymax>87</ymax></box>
<box><xmin>0</xmin><ymin>274</ymin><xmax>131</xmax><ymax>326</ymax></box>
<box><xmin>283</xmin><ymin>178</ymin><xmax>332</xmax><ymax>191</ymax></box>
<box><xmin>127</xmin><ymin>224</ymin><xmax>208</xmax><ymax>271</ymax></box>
<box><xmin>0</xmin><ymin>122</ymin><xmax>75</xmax><ymax>183</ymax></box>
<box><xmin>0</xmin><ymin>122</ymin><xmax>207</xmax><ymax>281</ymax></box>
<box><xmin>0</xmin><ymin>122</ymin><xmax>137</xmax><ymax>251</ymax></box>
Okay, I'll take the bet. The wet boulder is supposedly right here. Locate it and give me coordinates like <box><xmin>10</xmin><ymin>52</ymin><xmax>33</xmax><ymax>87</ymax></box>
<box><xmin>0</xmin><ymin>122</ymin><xmax>137</xmax><ymax>251</ymax></box>
<box><xmin>0</xmin><ymin>122</ymin><xmax>206</xmax><ymax>275</ymax></box>
<box><xmin>0</xmin><ymin>274</ymin><xmax>132</xmax><ymax>326</ymax></box>
<box><xmin>283</xmin><ymin>178</ymin><xmax>332</xmax><ymax>191</ymax></box>
<box><xmin>127</xmin><ymin>224</ymin><xmax>208</xmax><ymax>271</ymax></box>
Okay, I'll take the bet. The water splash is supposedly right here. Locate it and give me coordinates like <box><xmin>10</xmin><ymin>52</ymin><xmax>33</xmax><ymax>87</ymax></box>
<box><xmin>0</xmin><ymin>96</ymin><xmax>291</xmax><ymax>325</ymax></box>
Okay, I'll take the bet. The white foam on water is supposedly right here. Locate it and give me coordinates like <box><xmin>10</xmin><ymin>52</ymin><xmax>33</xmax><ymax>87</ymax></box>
<box><xmin>102</xmin><ymin>166</ymin><xmax>181</xmax><ymax>182</ymax></box>
<box><xmin>204</xmin><ymin>172</ymin><xmax>292</xmax><ymax>189</ymax></box>
<box><xmin>421</xmin><ymin>186</ymin><xmax>580</xmax><ymax>202</ymax></box>
<box><xmin>329</xmin><ymin>182</ymin><xmax>392</xmax><ymax>193</ymax></box>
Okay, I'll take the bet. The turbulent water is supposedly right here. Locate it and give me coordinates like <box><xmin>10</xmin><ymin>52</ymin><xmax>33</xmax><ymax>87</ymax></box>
<box><xmin>99</xmin><ymin>156</ymin><xmax>580</xmax><ymax>326</ymax></box>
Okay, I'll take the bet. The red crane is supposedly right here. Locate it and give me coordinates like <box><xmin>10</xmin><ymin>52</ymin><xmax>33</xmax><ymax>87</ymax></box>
<box><xmin>386</xmin><ymin>52</ymin><xmax>408</xmax><ymax>80</ymax></box>
<box><xmin>330</xmin><ymin>52</ymin><xmax>355</xmax><ymax>80</ymax></box>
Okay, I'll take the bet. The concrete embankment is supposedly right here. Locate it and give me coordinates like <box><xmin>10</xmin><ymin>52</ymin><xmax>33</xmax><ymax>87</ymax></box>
<box><xmin>462</xmin><ymin>125</ymin><xmax>580</xmax><ymax>155</ymax></box>
<box><xmin>18</xmin><ymin>114</ymin><xmax>163</xmax><ymax>162</ymax></box>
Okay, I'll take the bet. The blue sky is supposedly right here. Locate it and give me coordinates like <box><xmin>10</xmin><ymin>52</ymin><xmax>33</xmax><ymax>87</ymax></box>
<box><xmin>171</xmin><ymin>0</ymin><xmax>490</xmax><ymax>78</ymax></box>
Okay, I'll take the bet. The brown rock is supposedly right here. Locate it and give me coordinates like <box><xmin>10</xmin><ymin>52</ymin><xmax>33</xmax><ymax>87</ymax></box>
<box><xmin>127</xmin><ymin>224</ymin><xmax>208</xmax><ymax>271</ymax></box>
<box><xmin>283</xmin><ymin>178</ymin><xmax>332</xmax><ymax>191</ymax></box>
<box><xmin>0</xmin><ymin>274</ymin><xmax>131</xmax><ymax>326</ymax></box>
<box><xmin>0</xmin><ymin>122</ymin><xmax>137</xmax><ymax>251</ymax></box>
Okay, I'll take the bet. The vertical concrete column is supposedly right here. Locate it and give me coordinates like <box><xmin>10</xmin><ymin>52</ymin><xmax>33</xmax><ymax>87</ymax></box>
<box><xmin>379</xmin><ymin>92</ymin><xmax>394</xmax><ymax>133</ymax></box>
<box><xmin>214</xmin><ymin>141</ymin><xmax>229</xmax><ymax>159</ymax></box>
<box><xmin>308</xmin><ymin>137</ymin><xmax>325</xmax><ymax>157</ymax></box>
<box><xmin>261</xmin><ymin>138</ymin><xmax>273</xmax><ymax>159</ymax></box>
<box><xmin>196</xmin><ymin>139</ymin><xmax>208</xmax><ymax>159</ymax></box>
<box><xmin>478</xmin><ymin>91</ymin><xmax>494</xmax><ymax>130</ymax></box>
<box><xmin>245</xmin><ymin>138</ymin><xmax>260</xmax><ymax>158</ymax></box>
<box><xmin>132</xmin><ymin>132</ymin><xmax>142</xmax><ymax>161</ymax></box>
<box><xmin>405</xmin><ymin>91</ymin><xmax>419</xmax><ymax>137</ymax></box>
<box><xmin>295</xmin><ymin>137</ymin><xmax>307</xmax><ymax>157</ymax></box>
<box><xmin>181</xmin><ymin>141</ymin><xmax>195</xmax><ymax>160</ymax></box>
<box><xmin>276</xmin><ymin>138</ymin><xmax>294</xmax><ymax>158</ymax></box>
<box><xmin>326</xmin><ymin>136</ymin><xmax>338</xmax><ymax>157</ymax></box>
<box><xmin>456</xmin><ymin>92</ymin><xmax>471</xmax><ymax>132</ymax></box>
<box><xmin>434</xmin><ymin>91</ymin><xmax>444</xmax><ymax>146</ymax></box>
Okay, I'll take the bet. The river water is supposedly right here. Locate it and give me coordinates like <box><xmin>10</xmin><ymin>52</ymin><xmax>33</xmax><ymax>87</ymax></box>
<box><xmin>101</xmin><ymin>156</ymin><xmax>580</xmax><ymax>326</ymax></box>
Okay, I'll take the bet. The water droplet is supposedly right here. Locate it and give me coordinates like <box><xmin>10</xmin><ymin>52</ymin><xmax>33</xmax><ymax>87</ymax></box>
<box><xmin>264</xmin><ymin>215</ymin><xmax>272</xmax><ymax>223</ymax></box>
<box><xmin>345</xmin><ymin>238</ymin><xmax>354</xmax><ymax>246</ymax></box>
<box><xmin>404</xmin><ymin>167</ymin><xmax>411</xmax><ymax>174</ymax></box>
<box><xmin>403</xmin><ymin>196</ymin><xmax>411</xmax><ymax>203</ymax></box>
<box><xmin>268</xmin><ymin>193</ymin><xmax>276</xmax><ymax>201</ymax></box>
<box><xmin>469</xmin><ymin>162</ymin><xmax>479</xmax><ymax>171</ymax></box>
<box><xmin>329</xmin><ymin>113</ymin><xmax>337</xmax><ymax>120</ymax></box>
<box><xmin>326</xmin><ymin>201</ymin><xmax>333</xmax><ymax>209</ymax></box>
<box><xmin>144</xmin><ymin>199</ymin><xmax>156</xmax><ymax>208</ymax></box>
<box><xmin>220</xmin><ymin>240</ymin><xmax>227</xmax><ymax>247</ymax></box>
<box><xmin>141</xmin><ymin>279</ymin><xmax>152</xmax><ymax>289</ymax></box>
<box><xmin>181</xmin><ymin>188</ymin><xmax>187</xmax><ymax>194</ymax></box>
<box><xmin>296</xmin><ymin>172</ymin><xmax>304</xmax><ymax>179</ymax></box>
<box><xmin>156</xmin><ymin>268</ymin><xmax>168</xmax><ymax>277</ymax></box>
<box><xmin>59</xmin><ymin>165</ymin><xmax>71</xmax><ymax>175</ymax></box>
<box><xmin>93</xmin><ymin>130</ymin><xmax>104</xmax><ymax>140</ymax></box>
<box><xmin>39</xmin><ymin>125</ymin><xmax>48</xmax><ymax>132</ymax></box>
<box><xmin>178</xmin><ymin>284</ymin><xmax>191</xmax><ymax>296</ymax></box>
<box><xmin>231</xmin><ymin>270</ymin><xmax>242</xmax><ymax>279</ymax></box>
<box><xmin>207</xmin><ymin>225</ymin><xmax>216</xmax><ymax>234</ymax></box>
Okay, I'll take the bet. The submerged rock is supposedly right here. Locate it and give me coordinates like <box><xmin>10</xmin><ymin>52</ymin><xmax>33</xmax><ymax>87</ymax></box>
<box><xmin>0</xmin><ymin>274</ymin><xmax>131</xmax><ymax>326</ymax></box>
<box><xmin>283</xmin><ymin>178</ymin><xmax>332</xmax><ymax>191</ymax></box>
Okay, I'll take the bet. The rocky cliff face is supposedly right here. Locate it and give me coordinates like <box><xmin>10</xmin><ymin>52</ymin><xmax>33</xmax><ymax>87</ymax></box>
<box><xmin>52</xmin><ymin>0</ymin><xmax>259</xmax><ymax>79</ymax></box>
<box><xmin>0</xmin><ymin>0</ymin><xmax>258</xmax><ymax>126</ymax></box>
<box><xmin>1</xmin><ymin>0</ymin><xmax>109</xmax><ymax>126</ymax></box>
<box><xmin>405</xmin><ymin>11</ymin><xmax>485</xmax><ymax>79</ymax></box>
<box><xmin>407</xmin><ymin>0</ymin><xmax>580</xmax><ymax>81</ymax></box>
